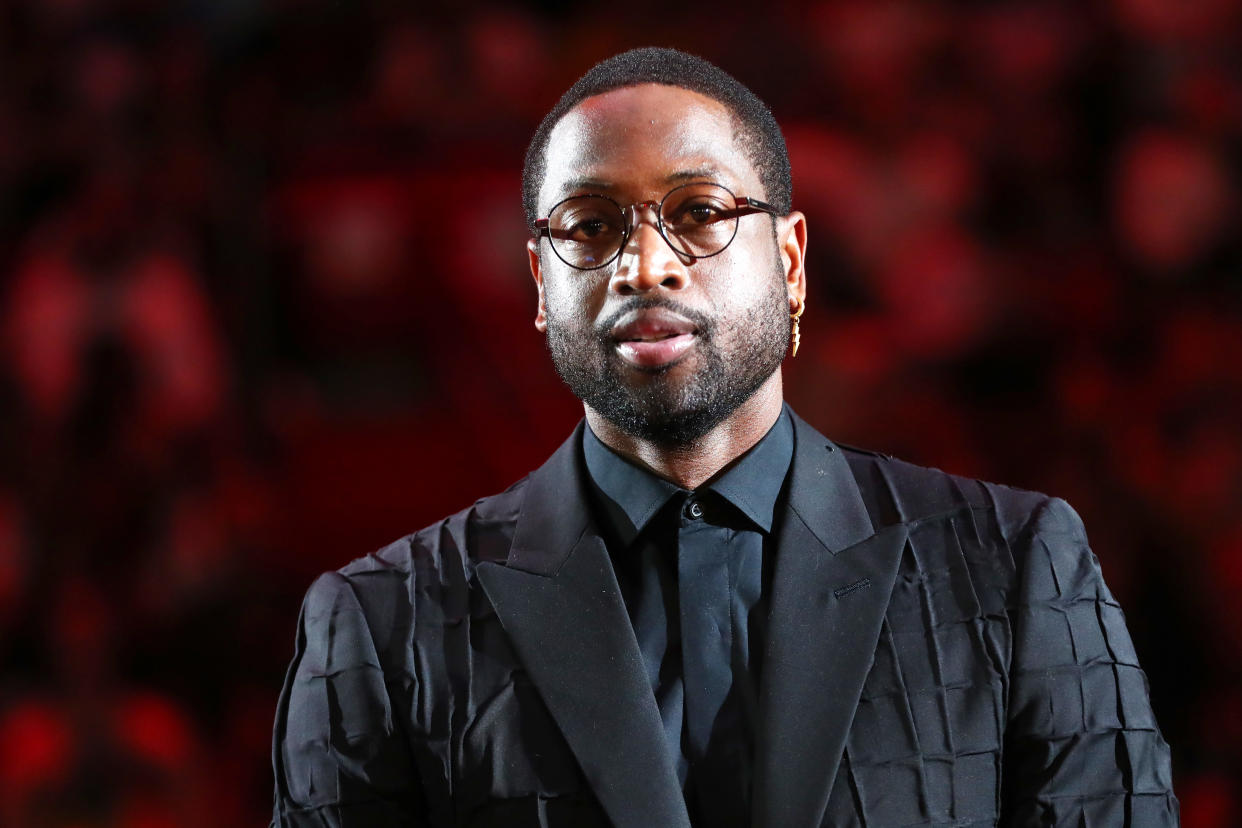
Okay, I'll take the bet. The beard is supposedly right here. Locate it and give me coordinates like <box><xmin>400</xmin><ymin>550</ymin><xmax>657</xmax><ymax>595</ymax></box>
<box><xmin>544</xmin><ymin>264</ymin><xmax>790</xmax><ymax>447</ymax></box>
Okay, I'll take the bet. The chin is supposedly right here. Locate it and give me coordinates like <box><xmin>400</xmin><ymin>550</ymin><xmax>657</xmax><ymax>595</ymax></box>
<box><xmin>599</xmin><ymin>404</ymin><xmax>726</xmax><ymax>448</ymax></box>
<box><xmin>590</xmin><ymin>377</ymin><xmax>758</xmax><ymax>447</ymax></box>
<box><xmin>547</xmin><ymin>314</ymin><xmax>783</xmax><ymax>446</ymax></box>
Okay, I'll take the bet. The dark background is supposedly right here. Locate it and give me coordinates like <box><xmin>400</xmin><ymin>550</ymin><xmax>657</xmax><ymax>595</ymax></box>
<box><xmin>1</xmin><ymin>0</ymin><xmax>1239</xmax><ymax>825</ymax></box>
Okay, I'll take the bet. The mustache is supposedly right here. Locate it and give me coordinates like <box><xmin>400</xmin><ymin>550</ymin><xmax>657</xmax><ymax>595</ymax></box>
<box><xmin>594</xmin><ymin>297</ymin><xmax>715</xmax><ymax>341</ymax></box>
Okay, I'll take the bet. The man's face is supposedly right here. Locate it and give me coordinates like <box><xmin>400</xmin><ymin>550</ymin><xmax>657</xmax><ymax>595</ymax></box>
<box><xmin>528</xmin><ymin>83</ymin><xmax>805</xmax><ymax>446</ymax></box>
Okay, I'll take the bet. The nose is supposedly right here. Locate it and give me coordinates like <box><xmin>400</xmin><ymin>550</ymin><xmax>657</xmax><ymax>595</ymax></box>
<box><xmin>610</xmin><ymin>203</ymin><xmax>689</xmax><ymax>295</ymax></box>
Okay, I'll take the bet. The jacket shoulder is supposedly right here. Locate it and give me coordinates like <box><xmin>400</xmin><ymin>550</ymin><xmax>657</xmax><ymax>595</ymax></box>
<box><xmin>315</xmin><ymin>475</ymin><xmax>532</xmax><ymax>619</ymax></box>
<box><xmin>836</xmin><ymin>443</ymin><xmax>1051</xmax><ymax>540</ymax></box>
<box><xmin>337</xmin><ymin>475</ymin><xmax>530</xmax><ymax>575</ymax></box>
<box><xmin>293</xmin><ymin>476</ymin><xmax>533</xmax><ymax>672</ymax></box>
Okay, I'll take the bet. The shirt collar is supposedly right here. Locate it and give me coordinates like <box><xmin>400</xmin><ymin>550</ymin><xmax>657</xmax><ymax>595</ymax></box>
<box><xmin>583</xmin><ymin>423</ymin><xmax>682</xmax><ymax>547</ymax></box>
<box><xmin>707</xmin><ymin>407</ymin><xmax>794</xmax><ymax>533</ymax></box>
<box><xmin>582</xmin><ymin>407</ymin><xmax>795</xmax><ymax>545</ymax></box>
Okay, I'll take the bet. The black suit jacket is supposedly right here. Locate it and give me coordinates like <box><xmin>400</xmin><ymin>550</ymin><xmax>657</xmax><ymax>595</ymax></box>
<box><xmin>271</xmin><ymin>411</ymin><xmax>1177</xmax><ymax>826</ymax></box>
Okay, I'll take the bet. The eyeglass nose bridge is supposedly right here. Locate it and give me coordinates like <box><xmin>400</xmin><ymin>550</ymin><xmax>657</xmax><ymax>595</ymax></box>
<box><xmin>621</xmin><ymin>200</ymin><xmax>663</xmax><ymax>236</ymax></box>
<box><xmin>621</xmin><ymin>200</ymin><xmax>689</xmax><ymax>263</ymax></box>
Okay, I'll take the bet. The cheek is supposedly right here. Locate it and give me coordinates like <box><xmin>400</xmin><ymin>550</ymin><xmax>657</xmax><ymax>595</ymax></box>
<box><xmin>542</xmin><ymin>268</ymin><xmax>603</xmax><ymax>321</ymax></box>
<box><xmin>710</xmin><ymin>243</ymin><xmax>782</xmax><ymax>310</ymax></box>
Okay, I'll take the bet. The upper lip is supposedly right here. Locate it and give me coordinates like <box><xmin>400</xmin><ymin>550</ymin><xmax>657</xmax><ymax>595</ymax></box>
<box><xmin>610</xmin><ymin>308</ymin><xmax>698</xmax><ymax>342</ymax></box>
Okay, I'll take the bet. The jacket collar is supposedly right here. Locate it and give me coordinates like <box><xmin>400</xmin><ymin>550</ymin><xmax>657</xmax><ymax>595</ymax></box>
<box><xmin>751</xmin><ymin>409</ymin><xmax>907</xmax><ymax>826</ymax></box>
<box><xmin>784</xmin><ymin>406</ymin><xmax>876</xmax><ymax>550</ymax></box>
<box><xmin>479</xmin><ymin>410</ymin><xmax>905</xmax><ymax>827</ymax></box>
<box><xmin>478</xmin><ymin>421</ymin><xmax>692</xmax><ymax>828</ymax></box>
<box><xmin>504</xmin><ymin>420</ymin><xmax>592</xmax><ymax>576</ymax></box>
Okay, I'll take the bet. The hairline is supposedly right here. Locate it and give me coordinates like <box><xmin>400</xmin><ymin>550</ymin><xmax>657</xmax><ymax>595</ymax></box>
<box><xmin>527</xmin><ymin>80</ymin><xmax>783</xmax><ymax>229</ymax></box>
<box><xmin>534</xmin><ymin>83</ymin><xmax>768</xmax><ymax>212</ymax></box>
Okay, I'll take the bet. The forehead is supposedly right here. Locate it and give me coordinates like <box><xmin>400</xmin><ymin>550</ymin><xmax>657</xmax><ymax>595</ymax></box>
<box><xmin>539</xmin><ymin>83</ymin><xmax>760</xmax><ymax>209</ymax></box>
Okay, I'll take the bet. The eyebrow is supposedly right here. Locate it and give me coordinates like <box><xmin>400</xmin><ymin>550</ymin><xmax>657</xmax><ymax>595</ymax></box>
<box><xmin>554</xmin><ymin>167</ymin><xmax>727</xmax><ymax>200</ymax></box>
<box><xmin>556</xmin><ymin>177</ymin><xmax>615</xmax><ymax>197</ymax></box>
<box><xmin>664</xmin><ymin>167</ymin><xmax>722</xmax><ymax>184</ymax></box>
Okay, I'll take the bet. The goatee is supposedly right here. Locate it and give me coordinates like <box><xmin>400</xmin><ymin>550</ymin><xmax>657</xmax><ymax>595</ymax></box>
<box><xmin>545</xmin><ymin>276</ymin><xmax>789</xmax><ymax>447</ymax></box>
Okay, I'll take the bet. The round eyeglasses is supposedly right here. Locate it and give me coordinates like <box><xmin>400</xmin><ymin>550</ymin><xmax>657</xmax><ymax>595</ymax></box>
<box><xmin>534</xmin><ymin>182</ymin><xmax>781</xmax><ymax>271</ymax></box>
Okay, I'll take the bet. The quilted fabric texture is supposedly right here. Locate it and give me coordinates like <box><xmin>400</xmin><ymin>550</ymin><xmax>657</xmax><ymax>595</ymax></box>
<box><xmin>826</xmin><ymin>451</ymin><xmax>1177</xmax><ymax>825</ymax></box>
<box><xmin>272</xmin><ymin>492</ymin><xmax>614</xmax><ymax>827</ymax></box>
<box><xmin>271</xmin><ymin>420</ymin><xmax>1177</xmax><ymax>827</ymax></box>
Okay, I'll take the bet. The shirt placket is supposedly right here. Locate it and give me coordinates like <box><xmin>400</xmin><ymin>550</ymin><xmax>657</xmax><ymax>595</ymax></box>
<box><xmin>677</xmin><ymin>494</ymin><xmax>748</xmax><ymax>826</ymax></box>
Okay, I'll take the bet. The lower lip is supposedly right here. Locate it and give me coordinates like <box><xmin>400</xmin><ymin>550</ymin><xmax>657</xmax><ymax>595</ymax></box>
<box><xmin>616</xmin><ymin>333</ymin><xmax>696</xmax><ymax>367</ymax></box>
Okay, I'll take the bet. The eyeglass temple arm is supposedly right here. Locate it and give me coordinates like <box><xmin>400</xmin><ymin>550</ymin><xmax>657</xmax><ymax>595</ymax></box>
<box><xmin>722</xmin><ymin>196</ymin><xmax>780</xmax><ymax>219</ymax></box>
<box><xmin>533</xmin><ymin>219</ymin><xmax>583</xmax><ymax>241</ymax></box>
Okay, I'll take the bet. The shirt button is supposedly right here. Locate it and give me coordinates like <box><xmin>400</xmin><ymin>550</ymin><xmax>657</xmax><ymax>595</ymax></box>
<box><xmin>686</xmin><ymin>499</ymin><xmax>703</xmax><ymax>520</ymax></box>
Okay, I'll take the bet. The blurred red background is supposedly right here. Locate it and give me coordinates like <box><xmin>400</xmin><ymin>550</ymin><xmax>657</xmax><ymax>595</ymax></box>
<box><xmin>0</xmin><ymin>0</ymin><xmax>1239</xmax><ymax>825</ymax></box>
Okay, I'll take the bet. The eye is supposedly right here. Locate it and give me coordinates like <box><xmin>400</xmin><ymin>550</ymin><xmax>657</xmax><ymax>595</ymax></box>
<box><xmin>685</xmin><ymin>203</ymin><xmax>718</xmax><ymax>223</ymax></box>
<box><xmin>549</xmin><ymin>196</ymin><xmax>624</xmax><ymax>246</ymax></box>
<box><xmin>663</xmin><ymin>195</ymin><xmax>730</xmax><ymax>228</ymax></box>
<box><xmin>566</xmin><ymin>217</ymin><xmax>616</xmax><ymax>241</ymax></box>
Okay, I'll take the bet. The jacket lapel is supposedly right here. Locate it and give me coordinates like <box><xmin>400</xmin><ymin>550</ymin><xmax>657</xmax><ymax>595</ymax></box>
<box><xmin>753</xmin><ymin>413</ymin><xmax>908</xmax><ymax>827</ymax></box>
<box><xmin>476</xmin><ymin>423</ymin><xmax>691</xmax><ymax>828</ymax></box>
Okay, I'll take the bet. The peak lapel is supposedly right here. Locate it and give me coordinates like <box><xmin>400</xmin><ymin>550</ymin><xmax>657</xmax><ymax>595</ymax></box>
<box><xmin>476</xmin><ymin>422</ymin><xmax>690</xmax><ymax>828</ymax></box>
<box><xmin>754</xmin><ymin>415</ymin><xmax>907</xmax><ymax>827</ymax></box>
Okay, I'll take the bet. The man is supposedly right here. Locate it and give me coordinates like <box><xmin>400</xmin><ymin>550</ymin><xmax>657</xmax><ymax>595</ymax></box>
<box><xmin>271</xmin><ymin>48</ymin><xmax>1177</xmax><ymax>826</ymax></box>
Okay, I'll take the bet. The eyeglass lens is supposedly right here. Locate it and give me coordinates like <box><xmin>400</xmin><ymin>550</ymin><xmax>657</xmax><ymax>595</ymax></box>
<box><xmin>546</xmin><ymin>183</ymin><xmax>742</xmax><ymax>269</ymax></box>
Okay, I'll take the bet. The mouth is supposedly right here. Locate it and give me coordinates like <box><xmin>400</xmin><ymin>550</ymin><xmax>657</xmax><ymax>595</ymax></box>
<box><xmin>610</xmin><ymin>307</ymin><xmax>699</xmax><ymax>368</ymax></box>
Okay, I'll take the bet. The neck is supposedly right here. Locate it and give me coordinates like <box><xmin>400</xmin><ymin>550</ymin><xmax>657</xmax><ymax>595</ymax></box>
<box><xmin>584</xmin><ymin>371</ymin><xmax>785</xmax><ymax>490</ymax></box>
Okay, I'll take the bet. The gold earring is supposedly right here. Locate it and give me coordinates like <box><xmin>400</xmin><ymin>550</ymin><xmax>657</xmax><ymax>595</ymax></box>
<box><xmin>790</xmin><ymin>298</ymin><xmax>804</xmax><ymax>357</ymax></box>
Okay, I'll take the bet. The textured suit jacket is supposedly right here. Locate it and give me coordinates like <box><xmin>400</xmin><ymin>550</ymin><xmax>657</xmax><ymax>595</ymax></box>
<box><xmin>271</xmin><ymin>411</ymin><xmax>1177</xmax><ymax>826</ymax></box>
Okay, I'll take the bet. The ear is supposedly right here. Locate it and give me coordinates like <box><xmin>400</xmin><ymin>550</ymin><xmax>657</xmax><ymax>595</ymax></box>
<box><xmin>777</xmin><ymin>210</ymin><xmax>808</xmax><ymax>310</ymax></box>
<box><xmin>527</xmin><ymin>238</ymin><xmax>548</xmax><ymax>332</ymax></box>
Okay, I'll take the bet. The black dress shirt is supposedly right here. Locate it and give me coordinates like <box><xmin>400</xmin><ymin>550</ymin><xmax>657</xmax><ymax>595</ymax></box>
<box><xmin>582</xmin><ymin>410</ymin><xmax>794</xmax><ymax>826</ymax></box>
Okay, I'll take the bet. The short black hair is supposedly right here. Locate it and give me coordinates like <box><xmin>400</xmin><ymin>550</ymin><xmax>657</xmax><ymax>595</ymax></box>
<box><xmin>521</xmin><ymin>47</ymin><xmax>792</xmax><ymax>233</ymax></box>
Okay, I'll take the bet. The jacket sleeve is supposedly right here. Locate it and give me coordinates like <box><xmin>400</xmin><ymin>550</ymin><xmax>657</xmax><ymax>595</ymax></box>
<box><xmin>1002</xmin><ymin>497</ymin><xmax>1178</xmax><ymax>826</ymax></box>
<box><xmin>272</xmin><ymin>571</ymin><xmax>427</xmax><ymax>827</ymax></box>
